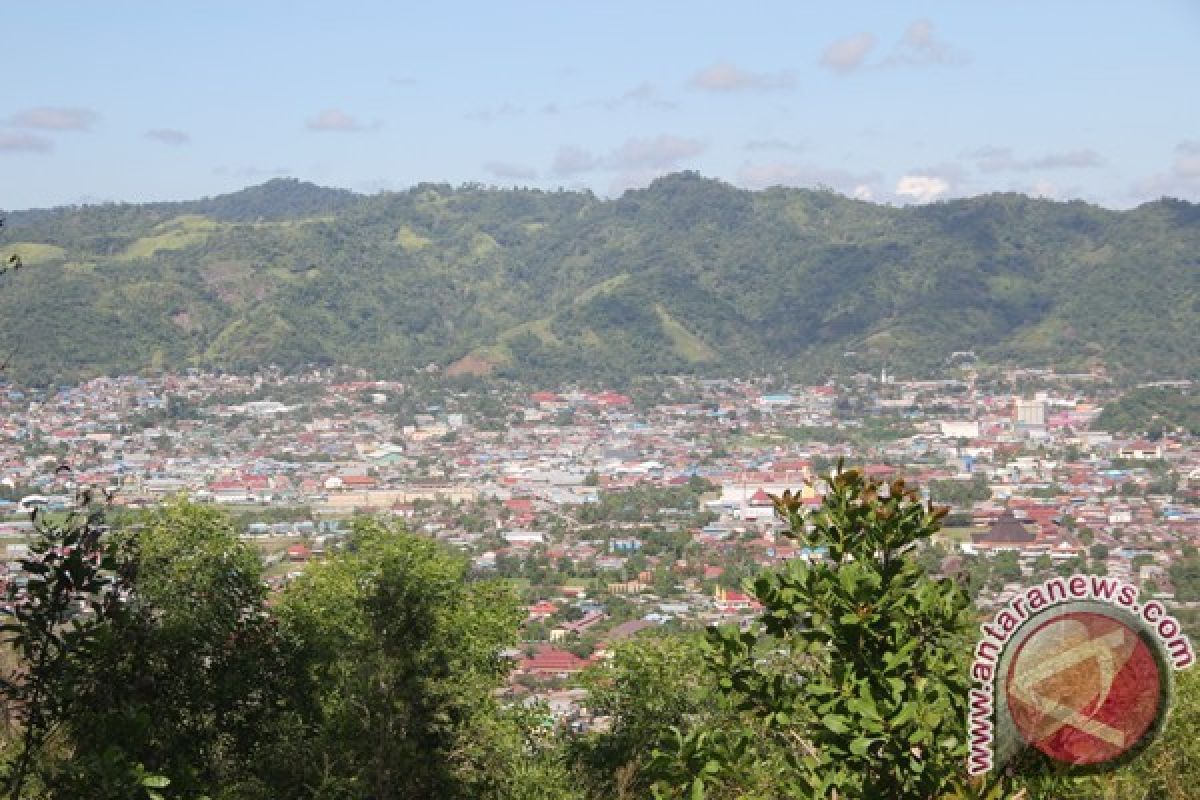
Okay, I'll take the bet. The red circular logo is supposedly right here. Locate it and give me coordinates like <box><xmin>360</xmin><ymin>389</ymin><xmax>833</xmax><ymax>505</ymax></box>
<box><xmin>1005</xmin><ymin>611</ymin><xmax>1163</xmax><ymax>765</ymax></box>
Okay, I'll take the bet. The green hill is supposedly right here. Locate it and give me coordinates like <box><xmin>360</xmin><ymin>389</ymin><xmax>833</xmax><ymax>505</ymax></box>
<box><xmin>2</xmin><ymin>173</ymin><xmax>1197</xmax><ymax>384</ymax></box>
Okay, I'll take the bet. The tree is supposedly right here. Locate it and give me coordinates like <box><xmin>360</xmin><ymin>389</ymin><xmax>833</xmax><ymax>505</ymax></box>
<box><xmin>1055</xmin><ymin>555</ymin><xmax>1086</xmax><ymax>577</ymax></box>
<box><xmin>653</xmin><ymin>465</ymin><xmax>975</xmax><ymax>799</ymax></box>
<box><xmin>44</xmin><ymin>500</ymin><xmax>307</xmax><ymax>799</ymax></box>
<box><xmin>572</xmin><ymin>634</ymin><xmax>719</xmax><ymax>799</ymax></box>
<box><xmin>989</xmin><ymin>551</ymin><xmax>1023</xmax><ymax>589</ymax></box>
<box><xmin>1169</xmin><ymin>555</ymin><xmax>1200</xmax><ymax>602</ymax></box>
<box><xmin>0</xmin><ymin>489</ymin><xmax>130</xmax><ymax>800</ymax></box>
<box><xmin>0</xmin><ymin>218</ymin><xmax>24</xmax><ymax>371</ymax></box>
<box><xmin>928</xmin><ymin>475</ymin><xmax>992</xmax><ymax>509</ymax></box>
<box><xmin>279</xmin><ymin>517</ymin><xmax>528</xmax><ymax>799</ymax></box>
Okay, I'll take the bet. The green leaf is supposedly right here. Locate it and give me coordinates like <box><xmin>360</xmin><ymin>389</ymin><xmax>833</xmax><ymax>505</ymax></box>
<box><xmin>822</xmin><ymin>713</ymin><xmax>850</xmax><ymax>734</ymax></box>
<box><xmin>849</xmin><ymin>736</ymin><xmax>874</xmax><ymax>756</ymax></box>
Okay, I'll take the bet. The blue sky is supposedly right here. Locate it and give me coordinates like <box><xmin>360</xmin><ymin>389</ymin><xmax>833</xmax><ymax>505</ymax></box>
<box><xmin>3</xmin><ymin>1</ymin><xmax>1198</xmax><ymax>209</ymax></box>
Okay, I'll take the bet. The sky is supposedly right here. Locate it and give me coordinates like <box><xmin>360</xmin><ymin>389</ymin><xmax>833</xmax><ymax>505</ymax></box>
<box><xmin>3</xmin><ymin>1</ymin><xmax>1199</xmax><ymax>210</ymax></box>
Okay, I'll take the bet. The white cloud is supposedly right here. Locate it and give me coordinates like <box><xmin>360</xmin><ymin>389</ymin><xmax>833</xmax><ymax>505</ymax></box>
<box><xmin>551</xmin><ymin>146</ymin><xmax>601</xmax><ymax>177</ymax></box>
<box><xmin>895</xmin><ymin>174</ymin><xmax>950</xmax><ymax>203</ymax></box>
<box><xmin>483</xmin><ymin>161</ymin><xmax>538</xmax><ymax>180</ymax></box>
<box><xmin>884</xmin><ymin>19</ymin><xmax>968</xmax><ymax>67</ymax></box>
<box><xmin>10</xmin><ymin>106</ymin><xmax>98</xmax><ymax>131</ymax></box>
<box><xmin>1029</xmin><ymin>179</ymin><xmax>1059</xmax><ymax>199</ymax></box>
<box><xmin>609</xmin><ymin>135</ymin><xmax>705</xmax><ymax>170</ymax></box>
<box><xmin>736</xmin><ymin>161</ymin><xmax>881</xmax><ymax>195</ymax></box>
<box><xmin>305</xmin><ymin>109</ymin><xmax>370</xmax><ymax>132</ymax></box>
<box><xmin>213</xmin><ymin>165</ymin><xmax>292</xmax><ymax>178</ymax></box>
<box><xmin>608</xmin><ymin>168</ymin><xmax>673</xmax><ymax>195</ymax></box>
<box><xmin>146</xmin><ymin>128</ymin><xmax>190</xmax><ymax>145</ymax></box>
<box><xmin>550</xmin><ymin>136</ymin><xmax>706</xmax><ymax>182</ymax></box>
<box><xmin>0</xmin><ymin>132</ymin><xmax>53</xmax><ymax>153</ymax></box>
<box><xmin>744</xmin><ymin>138</ymin><xmax>806</xmax><ymax>153</ymax></box>
<box><xmin>605</xmin><ymin>82</ymin><xmax>677</xmax><ymax>111</ymax></box>
<box><xmin>1130</xmin><ymin>140</ymin><xmax>1200</xmax><ymax>200</ymax></box>
<box><xmin>968</xmin><ymin>146</ymin><xmax>1105</xmax><ymax>172</ymax></box>
<box><xmin>967</xmin><ymin>145</ymin><xmax>1016</xmax><ymax>172</ymax></box>
<box><xmin>688</xmin><ymin>62</ymin><xmax>795</xmax><ymax>92</ymax></box>
<box><xmin>819</xmin><ymin>33</ymin><xmax>876</xmax><ymax>74</ymax></box>
<box><xmin>1175</xmin><ymin>140</ymin><xmax>1200</xmax><ymax>179</ymax></box>
<box><xmin>1029</xmin><ymin>150</ymin><xmax>1105</xmax><ymax>169</ymax></box>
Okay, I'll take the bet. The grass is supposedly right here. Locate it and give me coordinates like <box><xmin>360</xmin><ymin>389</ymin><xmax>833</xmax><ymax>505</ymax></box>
<box><xmin>656</xmin><ymin>304</ymin><xmax>716</xmax><ymax>362</ymax></box>
<box><xmin>480</xmin><ymin>316</ymin><xmax>563</xmax><ymax>366</ymax></box>
<box><xmin>249</xmin><ymin>535</ymin><xmax>307</xmax><ymax>556</ymax></box>
<box><xmin>469</xmin><ymin>231</ymin><xmax>499</xmax><ymax>257</ymax></box>
<box><xmin>395</xmin><ymin>225</ymin><xmax>431</xmax><ymax>251</ymax></box>
<box><xmin>574</xmin><ymin>273</ymin><xmax>629</xmax><ymax>305</ymax></box>
<box><xmin>934</xmin><ymin>526</ymin><xmax>975</xmax><ymax>545</ymax></box>
<box><xmin>264</xmin><ymin>559</ymin><xmax>304</xmax><ymax>580</ymax></box>
<box><xmin>251</xmin><ymin>215</ymin><xmax>334</xmax><ymax>229</ymax></box>
<box><xmin>116</xmin><ymin>215</ymin><xmax>219</xmax><ymax>261</ymax></box>
<box><xmin>7</xmin><ymin>242</ymin><xmax>67</xmax><ymax>265</ymax></box>
<box><xmin>1009</xmin><ymin>317</ymin><xmax>1072</xmax><ymax>351</ymax></box>
<box><xmin>499</xmin><ymin>317</ymin><xmax>561</xmax><ymax>347</ymax></box>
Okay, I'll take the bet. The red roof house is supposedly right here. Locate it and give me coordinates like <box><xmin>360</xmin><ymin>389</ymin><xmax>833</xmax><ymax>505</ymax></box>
<box><xmin>518</xmin><ymin>646</ymin><xmax>587</xmax><ymax>676</ymax></box>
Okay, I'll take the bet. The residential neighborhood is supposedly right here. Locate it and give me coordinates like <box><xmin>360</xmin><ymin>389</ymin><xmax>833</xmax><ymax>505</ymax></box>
<box><xmin>2</xmin><ymin>364</ymin><xmax>1197</xmax><ymax>730</ymax></box>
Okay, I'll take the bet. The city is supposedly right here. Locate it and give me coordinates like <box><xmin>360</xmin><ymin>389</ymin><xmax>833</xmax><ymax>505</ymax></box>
<box><xmin>4</xmin><ymin>2</ymin><xmax>1198</xmax><ymax>796</ymax></box>
<box><xmin>2</xmin><ymin>364</ymin><xmax>1194</xmax><ymax>733</ymax></box>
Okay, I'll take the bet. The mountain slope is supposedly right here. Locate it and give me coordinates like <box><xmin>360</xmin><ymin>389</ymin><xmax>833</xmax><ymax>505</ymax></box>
<box><xmin>1</xmin><ymin>174</ymin><xmax>1197</xmax><ymax>384</ymax></box>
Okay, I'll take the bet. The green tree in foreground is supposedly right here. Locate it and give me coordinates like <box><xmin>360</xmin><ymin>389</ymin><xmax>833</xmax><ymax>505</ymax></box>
<box><xmin>571</xmin><ymin>634</ymin><xmax>720</xmax><ymax>799</ymax></box>
<box><xmin>0</xmin><ymin>491</ymin><xmax>130</xmax><ymax>799</ymax></box>
<box><xmin>2</xmin><ymin>504</ymin><xmax>581</xmax><ymax>800</ymax></box>
<box><xmin>279</xmin><ymin>517</ymin><xmax>551</xmax><ymax>799</ymax></box>
<box><xmin>39</xmin><ymin>500</ymin><xmax>306</xmax><ymax>799</ymax></box>
<box><xmin>651</xmin><ymin>464</ymin><xmax>975</xmax><ymax>799</ymax></box>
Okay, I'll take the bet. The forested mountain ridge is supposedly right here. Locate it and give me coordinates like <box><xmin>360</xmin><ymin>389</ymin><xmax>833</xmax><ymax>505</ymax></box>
<box><xmin>2</xmin><ymin>173</ymin><xmax>1197</xmax><ymax>384</ymax></box>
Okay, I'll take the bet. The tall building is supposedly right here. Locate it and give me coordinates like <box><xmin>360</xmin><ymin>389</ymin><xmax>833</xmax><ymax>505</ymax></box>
<box><xmin>1014</xmin><ymin>398</ymin><xmax>1046</xmax><ymax>428</ymax></box>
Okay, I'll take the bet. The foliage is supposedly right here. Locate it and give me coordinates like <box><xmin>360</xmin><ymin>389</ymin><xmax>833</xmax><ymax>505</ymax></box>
<box><xmin>576</xmin><ymin>483</ymin><xmax>711</xmax><ymax>525</ymax></box>
<box><xmin>36</xmin><ymin>500</ymin><xmax>307</xmax><ymax>799</ymax></box>
<box><xmin>928</xmin><ymin>475</ymin><xmax>993</xmax><ymax>509</ymax></box>
<box><xmin>652</xmin><ymin>464</ymin><xmax>975</xmax><ymax>799</ymax></box>
<box><xmin>278</xmin><ymin>516</ymin><xmax>532</xmax><ymax>799</ymax></box>
<box><xmin>0</xmin><ymin>503</ymin><xmax>580</xmax><ymax>799</ymax></box>
<box><xmin>0</xmin><ymin>489</ymin><xmax>130</xmax><ymax>799</ymax></box>
<box><xmin>2</xmin><ymin>175</ymin><xmax>1198</xmax><ymax>384</ymax></box>
<box><xmin>1094</xmin><ymin>386</ymin><xmax>1200</xmax><ymax>436</ymax></box>
<box><xmin>571</xmin><ymin>634</ymin><xmax>718</xmax><ymax>798</ymax></box>
<box><xmin>1169</xmin><ymin>554</ymin><xmax>1200</xmax><ymax>601</ymax></box>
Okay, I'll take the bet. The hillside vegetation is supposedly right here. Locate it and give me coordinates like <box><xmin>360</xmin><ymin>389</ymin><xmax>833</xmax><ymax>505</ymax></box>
<box><xmin>2</xmin><ymin>174</ymin><xmax>1197</xmax><ymax>384</ymax></box>
<box><xmin>1094</xmin><ymin>385</ymin><xmax>1200</xmax><ymax>435</ymax></box>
